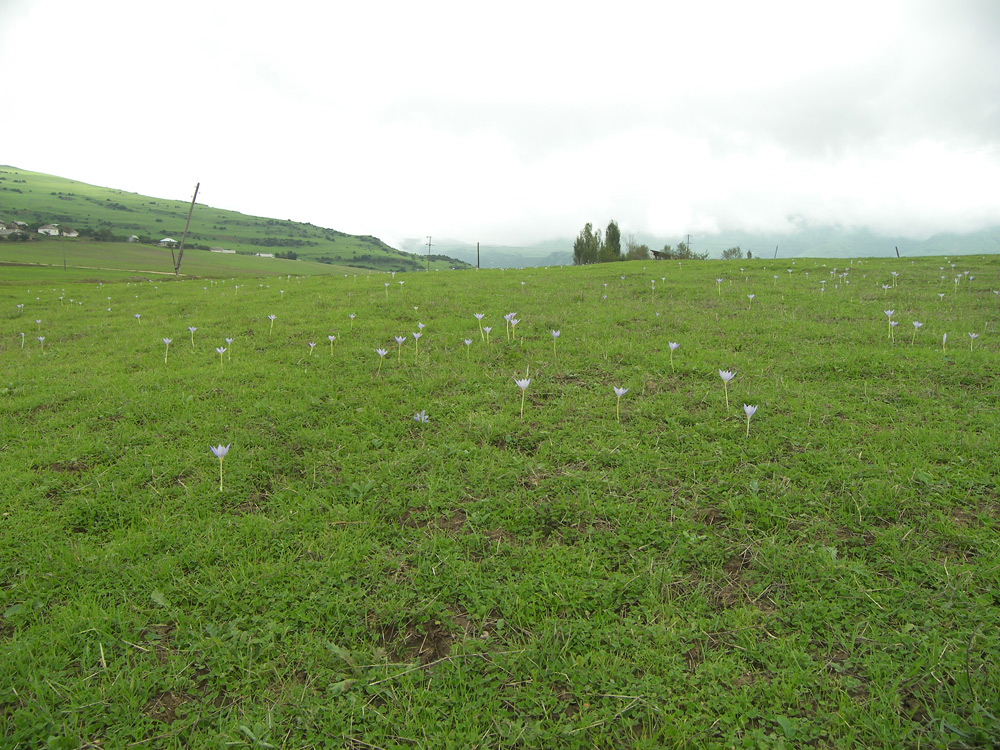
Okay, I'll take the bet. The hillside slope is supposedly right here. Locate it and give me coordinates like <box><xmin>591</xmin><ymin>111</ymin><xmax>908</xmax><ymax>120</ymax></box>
<box><xmin>0</xmin><ymin>166</ymin><xmax>469</xmax><ymax>273</ymax></box>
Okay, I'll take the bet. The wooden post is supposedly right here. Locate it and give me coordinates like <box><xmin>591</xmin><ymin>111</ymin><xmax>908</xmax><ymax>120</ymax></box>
<box><xmin>174</xmin><ymin>182</ymin><xmax>199</xmax><ymax>276</ymax></box>
<box><xmin>477</xmin><ymin>241</ymin><xmax>480</xmax><ymax>269</ymax></box>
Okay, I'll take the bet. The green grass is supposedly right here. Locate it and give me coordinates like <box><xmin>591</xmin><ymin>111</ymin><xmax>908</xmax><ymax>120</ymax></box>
<box><xmin>0</xmin><ymin>240</ymin><xmax>358</xmax><ymax>283</ymax></box>
<box><xmin>1</xmin><ymin>257</ymin><xmax>998</xmax><ymax>748</ymax></box>
<box><xmin>0</xmin><ymin>166</ymin><xmax>469</xmax><ymax>273</ymax></box>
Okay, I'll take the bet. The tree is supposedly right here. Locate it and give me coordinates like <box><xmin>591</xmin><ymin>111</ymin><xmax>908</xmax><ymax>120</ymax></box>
<box><xmin>721</xmin><ymin>246</ymin><xmax>744</xmax><ymax>260</ymax></box>
<box><xmin>601</xmin><ymin>219</ymin><xmax>622</xmax><ymax>262</ymax></box>
<box><xmin>659</xmin><ymin>241</ymin><xmax>708</xmax><ymax>260</ymax></box>
<box><xmin>572</xmin><ymin>223</ymin><xmax>602</xmax><ymax>265</ymax></box>
<box><xmin>624</xmin><ymin>233</ymin><xmax>650</xmax><ymax>261</ymax></box>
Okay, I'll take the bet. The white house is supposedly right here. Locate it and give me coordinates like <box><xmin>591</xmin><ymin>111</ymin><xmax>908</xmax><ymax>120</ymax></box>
<box><xmin>60</xmin><ymin>228</ymin><xmax>79</xmax><ymax>238</ymax></box>
<box><xmin>38</xmin><ymin>224</ymin><xmax>59</xmax><ymax>236</ymax></box>
<box><xmin>254</xmin><ymin>252</ymin><xmax>275</xmax><ymax>258</ymax></box>
<box><xmin>158</xmin><ymin>237</ymin><xmax>178</xmax><ymax>246</ymax></box>
<box><xmin>210</xmin><ymin>246</ymin><xmax>235</xmax><ymax>254</ymax></box>
<box><xmin>127</xmin><ymin>235</ymin><xmax>139</xmax><ymax>243</ymax></box>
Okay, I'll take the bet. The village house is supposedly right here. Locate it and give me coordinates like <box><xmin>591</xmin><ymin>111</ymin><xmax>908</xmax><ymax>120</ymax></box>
<box><xmin>158</xmin><ymin>237</ymin><xmax>178</xmax><ymax>247</ymax></box>
<box><xmin>210</xmin><ymin>246</ymin><xmax>235</xmax><ymax>254</ymax></box>
<box><xmin>38</xmin><ymin>224</ymin><xmax>60</xmax><ymax>236</ymax></box>
<box><xmin>60</xmin><ymin>228</ymin><xmax>79</xmax><ymax>238</ymax></box>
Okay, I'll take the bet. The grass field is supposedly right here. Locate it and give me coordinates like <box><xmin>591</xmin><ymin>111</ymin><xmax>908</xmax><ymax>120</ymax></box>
<box><xmin>0</xmin><ymin>240</ymin><xmax>359</xmax><ymax>283</ymax></box>
<box><xmin>0</xmin><ymin>166</ymin><xmax>468</xmax><ymax>272</ymax></box>
<box><xmin>1</xmin><ymin>256</ymin><xmax>998</xmax><ymax>748</ymax></box>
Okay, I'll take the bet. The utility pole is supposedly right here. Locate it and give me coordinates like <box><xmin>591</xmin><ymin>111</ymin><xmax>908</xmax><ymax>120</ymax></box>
<box><xmin>687</xmin><ymin>234</ymin><xmax>691</xmax><ymax>254</ymax></box>
<box><xmin>426</xmin><ymin>236</ymin><xmax>432</xmax><ymax>272</ymax></box>
<box><xmin>174</xmin><ymin>182</ymin><xmax>199</xmax><ymax>276</ymax></box>
<box><xmin>477</xmin><ymin>241</ymin><xmax>480</xmax><ymax>269</ymax></box>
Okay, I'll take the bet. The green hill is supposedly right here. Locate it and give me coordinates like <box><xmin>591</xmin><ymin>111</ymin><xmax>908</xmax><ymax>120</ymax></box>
<box><xmin>0</xmin><ymin>166</ymin><xmax>470</xmax><ymax>274</ymax></box>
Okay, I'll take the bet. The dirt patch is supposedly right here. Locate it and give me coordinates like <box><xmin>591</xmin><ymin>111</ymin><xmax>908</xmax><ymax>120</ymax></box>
<box><xmin>379</xmin><ymin>619</ymin><xmax>456</xmax><ymax>664</ymax></box>
<box><xmin>377</xmin><ymin>606</ymin><xmax>500</xmax><ymax>664</ymax></box>
<box><xmin>142</xmin><ymin>690</ymin><xmax>193</xmax><ymax>724</ymax></box>
<box><xmin>695</xmin><ymin>507</ymin><xmax>725</xmax><ymax>526</ymax></box>
<box><xmin>231</xmin><ymin>491</ymin><xmax>268</xmax><ymax>516</ymax></box>
<box><xmin>400</xmin><ymin>506</ymin><xmax>466</xmax><ymax>532</ymax></box>
<box><xmin>41</xmin><ymin>459</ymin><xmax>92</xmax><ymax>474</ymax></box>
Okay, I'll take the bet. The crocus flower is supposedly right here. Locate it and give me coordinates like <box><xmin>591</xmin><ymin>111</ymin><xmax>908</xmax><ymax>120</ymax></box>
<box><xmin>38</xmin><ymin>335</ymin><xmax>45</xmax><ymax>351</ymax></box>
<box><xmin>189</xmin><ymin>326</ymin><xmax>197</xmax><ymax>348</ymax></box>
<box><xmin>884</xmin><ymin>310</ymin><xmax>894</xmax><ymax>338</ymax></box>
<box><xmin>551</xmin><ymin>329</ymin><xmax>560</xmax><ymax>357</ymax></box>
<box><xmin>393</xmin><ymin>334</ymin><xmax>405</xmax><ymax>359</ymax></box>
<box><xmin>134</xmin><ymin>313</ymin><xmax>141</xmax><ymax>323</ymax></box>
<box><xmin>942</xmin><ymin>332</ymin><xmax>948</xmax><ymax>352</ymax></box>
<box><xmin>210</xmin><ymin>444</ymin><xmax>229</xmax><ymax>492</ymax></box>
<box><xmin>267</xmin><ymin>315</ymin><xmax>276</xmax><ymax>335</ymax></box>
<box><xmin>719</xmin><ymin>369</ymin><xmax>735</xmax><ymax>409</ymax></box>
<box><xmin>308</xmin><ymin>342</ymin><xmax>316</xmax><ymax>356</ymax></box>
<box><xmin>890</xmin><ymin>320</ymin><xmax>898</xmax><ymax>343</ymax></box>
<box><xmin>613</xmin><ymin>386</ymin><xmax>628</xmax><ymax>422</ymax></box>
<box><xmin>163</xmin><ymin>337</ymin><xmax>172</xmax><ymax>363</ymax></box>
<box><xmin>413</xmin><ymin>410</ymin><xmax>429</xmax><ymax>423</ymax></box>
<box><xmin>668</xmin><ymin>341</ymin><xmax>679</xmax><ymax>372</ymax></box>
<box><xmin>514</xmin><ymin>377</ymin><xmax>530</xmax><ymax>419</ymax></box>
<box><xmin>225</xmin><ymin>337</ymin><xmax>234</xmax><ymax>360</ymax></box>
<box><xmin>747</xmin><ymin>294</ymin><xmax>755</xmax><ymax>309</ymax></box>
<box><xmin>743</xmin><ymin>404</ymin><xmax>758</xmax><ymax>438</ymax></box>
<box><xmin>412</xmin><ymin>331</ymin><xmax>422</xmax><ymax>357</ymax></box>
<box><xmin>968</xmin><ymin>332</ymin><xmax>978</xmax><ymax>351</ymax></box>
<box><xmin>911</xmin><ymin>321</ymin><xmax>922</xmax><ymax>345</ymax></box>
<box><xmin>483</xmin><ymin>326</ymin><xmax>492</xmax><ymax>345</ymax></box>
<box><xmin>475</xmin><ymin>313</ymin><xmax>485</xmax><ymax>340</ymax></box>
<box><xmin>510</xmin><ymin>318</ymin><xmax>520</xmax><ymax>339</ymax></box>
<box><xmin>464</xmin><ymin>338</ymin><xmax>472</xmax><ymax>357</ymax></box>
<box><xmin>20</xmin><ymin>332</ymin><xmax>25</xmax><ymax>348</ymax></box>
<box><xmin>216</xmin><ymin>346</ymin><xmax>226</xmax><ymax>369</ymax></box>
<box><xmin>349</xmin><ymin>313</ymin><xmax>356</xmax><ymax>330</ymax></box>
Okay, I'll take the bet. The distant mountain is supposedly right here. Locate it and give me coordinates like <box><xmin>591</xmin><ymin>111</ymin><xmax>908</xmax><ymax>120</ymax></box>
<box><xmin>403</xmin><ymin>226</ymin><xmax>1000</xmax><ymax>268</ymax></box>
<box><xmin>0</xmin><ymin>166</ymin><xmax>470</xmax><ymax>273</ymax></box>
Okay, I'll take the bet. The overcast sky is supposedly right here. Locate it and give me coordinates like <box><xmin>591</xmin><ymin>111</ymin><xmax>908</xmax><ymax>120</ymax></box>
<box><xmin>2</xmin><ymin>0</ymin><xmax>998</xmax><ymax>250</ymax></box>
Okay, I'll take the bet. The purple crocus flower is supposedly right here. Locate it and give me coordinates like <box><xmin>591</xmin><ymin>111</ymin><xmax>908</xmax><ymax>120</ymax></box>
<box><xmin>514</xmin><ymin>377</ymin><xmax>530</xmax><ymax>419</ymax></box>
<box><xmin>719</xmin><ymin>370</ymin><xmax>735</xmax><ymax>409</ymax></box>
<box><xmin>210</xmin><ymin>444</ymin><xmax>230</xmax><ymax>492</ymax></box>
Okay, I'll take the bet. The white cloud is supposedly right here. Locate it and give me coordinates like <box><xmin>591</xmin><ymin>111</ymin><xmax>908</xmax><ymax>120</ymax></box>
<box><xmin>2</xmin><ymin>0</ymin><xmax>999</xmax><ymax>248</ymax></box>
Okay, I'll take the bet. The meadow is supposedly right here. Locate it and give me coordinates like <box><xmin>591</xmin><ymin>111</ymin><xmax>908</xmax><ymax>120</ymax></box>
<box><xmin>0</xmin><ymin>240</ymin><xmax>357</xmax><ymax>281</ymax></box>
<box><xmin>1</xmin><ymin>256</ymin><xmax>998</xmax><ymax>749</ymax></box>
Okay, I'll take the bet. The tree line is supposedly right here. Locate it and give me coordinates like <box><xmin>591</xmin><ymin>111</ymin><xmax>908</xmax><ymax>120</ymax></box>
<box><xmin>573</xmin><ymin>220</ymin><xmax>747</xmax><ymax>263</ymax></box>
